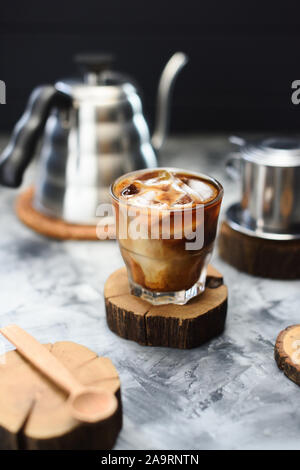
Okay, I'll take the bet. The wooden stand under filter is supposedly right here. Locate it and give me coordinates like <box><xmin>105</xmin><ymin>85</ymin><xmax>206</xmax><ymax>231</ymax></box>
<box><xmin>104</xmin><ymin>265</ymin><xmax>228</xmax><ymax>349</ymax></box>
<box><xmin>0</xmin><ymin>341</ymin><xmax>122</xmax><ymax>450</ymax></box>
<box><xmin>219</xmin><ymin>221</ymin><xmax>300</xmax><ymax>279</ymax></box>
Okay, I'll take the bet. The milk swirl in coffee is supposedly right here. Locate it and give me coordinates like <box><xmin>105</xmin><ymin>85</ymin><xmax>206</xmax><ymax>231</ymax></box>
<box><xmin>111</xmin><ymin>168</ymin><xmax>223</xmax><ymax>305</ymax></box>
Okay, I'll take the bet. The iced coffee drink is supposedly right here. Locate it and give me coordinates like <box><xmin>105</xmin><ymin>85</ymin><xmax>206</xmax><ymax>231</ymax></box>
<box><xmin>111</xmin><ymin>168</ymin><xmax>223</xmax><ymax>305</ymax></box>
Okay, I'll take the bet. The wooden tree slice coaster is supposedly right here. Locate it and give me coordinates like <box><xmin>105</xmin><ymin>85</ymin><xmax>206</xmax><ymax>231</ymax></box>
<box><xmin>219</xmin><ymin>221</ymin><xmax>300</xmax><ymax>279</ymax></box>
<box><xmin>275</xmin><ymin>325</ymin><xmax>300</xmax><ymax>386</ymax></box>
<box><xmin>104</xmin><ymin>265</ymin><xmax>228</xmax><ymax>349</ymax></box>
<box><xmin>16</xmin><ymin>186</ymin><xmax>115</xmax><ymax>241</ymax></box>
<box><xmin>0</xmin><ymin>341</ymin><xmax>122</xmax><ymax>450</ymax></box>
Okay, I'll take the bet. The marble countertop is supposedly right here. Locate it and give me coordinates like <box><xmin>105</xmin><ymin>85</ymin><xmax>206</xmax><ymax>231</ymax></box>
<box><xmin>0</xmin><ymin>134</ymin><xmax>300</xmax><ymax>450</ymax></box>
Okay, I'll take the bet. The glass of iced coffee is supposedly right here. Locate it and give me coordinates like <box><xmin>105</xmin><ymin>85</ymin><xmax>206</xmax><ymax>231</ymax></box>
<box><xmin>110</xmin><ymin>168</ymin><xmax>223</xmax><ymax>305</ymax></box>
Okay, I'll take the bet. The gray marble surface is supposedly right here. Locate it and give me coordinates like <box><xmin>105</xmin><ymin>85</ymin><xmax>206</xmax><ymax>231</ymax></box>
<box><xmin>0</xmin><ymin>134</ymin><xmax>300</xmax><ymax>450</ymax></box>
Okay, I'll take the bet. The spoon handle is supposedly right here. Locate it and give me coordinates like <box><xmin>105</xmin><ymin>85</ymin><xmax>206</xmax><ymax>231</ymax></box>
<box><xmin>0</xmin><ymin>325</ymin><xmax>83</xmax><ymax>395</ymax></box>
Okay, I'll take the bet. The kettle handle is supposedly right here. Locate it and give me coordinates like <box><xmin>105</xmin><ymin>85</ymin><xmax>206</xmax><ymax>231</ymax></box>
<box><xmin>0</xmin><ymin>85</ymin><xmax>69</xmax><ymax>188</ymax></box>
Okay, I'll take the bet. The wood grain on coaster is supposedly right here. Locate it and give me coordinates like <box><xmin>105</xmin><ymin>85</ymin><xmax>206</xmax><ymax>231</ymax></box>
<box><xmin>0</xmin><ymin>341</ymin><xmax>122</xmax><ymax>450</ymax></box>
<box><xmin>16</xmin><ymin>187</ymin><xmax>115</xmax><ymax>241</ymax></box>
<box><xmin>275</xmin><ymin>325</ymin><xmax>300</xmax><ymax>386</ymax></box>
<box><xmin>104</xmin><ymin>265</ymin><xmax>228</xmax><ymax>349</ymax></box>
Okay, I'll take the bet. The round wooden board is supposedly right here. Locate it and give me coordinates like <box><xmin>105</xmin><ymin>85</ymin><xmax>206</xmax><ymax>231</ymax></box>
<box><xmin>275</xmin><ymin>325</ymin><xmax>300</xmax><ymax>386</ymax></box>
<box><xmin>0</xmin><ymin>341</ymin><xmax>122</xmax><ymax>450</ymax></box>
<box><xmin>104</xmin><ymin>265</ymin><xmax>228</xmax><ymax>349</ymax></box>
<box><xmin>218</xmin><ymin>221</ymin><xmax>300</xmax><ymax>279</ymax></box>
<box><xmin>15</xmin><ymin>187</ymin><xmax>115</xmax><ymax>241</ymax></box>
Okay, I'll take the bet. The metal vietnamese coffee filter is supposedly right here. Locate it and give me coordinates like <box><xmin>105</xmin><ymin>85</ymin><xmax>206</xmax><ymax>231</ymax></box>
<box><xmin>226</xmin><ymin>136</ymin><xmax>300</xmax><ymax>240</ymax></box>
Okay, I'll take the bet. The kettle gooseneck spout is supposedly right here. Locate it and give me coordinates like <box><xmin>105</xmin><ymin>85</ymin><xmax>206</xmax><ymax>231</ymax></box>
<box><xmin>152</xmin><ymin>52</ymin><xmax>189</xmax><ymax>153</ymax></box>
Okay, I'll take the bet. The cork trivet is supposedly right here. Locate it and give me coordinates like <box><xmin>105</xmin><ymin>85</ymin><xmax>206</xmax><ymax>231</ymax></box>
<box><xmin>275</xmin><ymin>325</ymin><xmax>300</xmax><ymax>386</ymax></box>
<box><xmin>219</xmin><ymin>221</ymin><xmax>300</xmax><ymax>279</ymax></box>
<box><xmin>15</xmin><ymin>187</ymin><xmax>115</xmax><ymax>241</ymax></box>
<box><xmin>0</xmin><ymin>341</ymin><xmax>122</xmax><ymax>450</ymax></box>
<box><xmin>104</xmin><ymin>265</ymin><xmax>228</xmax><ymax>349</ymax></box>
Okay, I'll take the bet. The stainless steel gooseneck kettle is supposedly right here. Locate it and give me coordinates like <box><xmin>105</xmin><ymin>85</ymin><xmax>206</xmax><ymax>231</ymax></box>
<box><xmin>0</xmin><ymin>52</ymin><xmax>188</xmax><ymax>224</ymax></box>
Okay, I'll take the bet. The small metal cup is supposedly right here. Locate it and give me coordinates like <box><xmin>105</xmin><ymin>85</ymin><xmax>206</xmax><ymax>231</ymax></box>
<box><xmin>227</xmin><ymin>137</ymin><xmax>300</xmax><ymax>234</ymax></box>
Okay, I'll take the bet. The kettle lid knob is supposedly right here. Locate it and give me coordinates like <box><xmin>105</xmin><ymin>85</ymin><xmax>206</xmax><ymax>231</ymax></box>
<box><xmin>74</xmin><ymin>53</ymin><xmax>115</xmax><ymax>84</ymax></box>
<box><xmin>74</xmin><ymin>53</ymin><xmax>115</xmax><ymax>73</ymax></box>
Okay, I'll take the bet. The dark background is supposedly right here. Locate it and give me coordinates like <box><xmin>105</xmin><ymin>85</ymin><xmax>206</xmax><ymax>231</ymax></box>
<box><xmin>1</xmin><ymin>0</ymin><xmax>300</xmax><ymax>134</ymax></box>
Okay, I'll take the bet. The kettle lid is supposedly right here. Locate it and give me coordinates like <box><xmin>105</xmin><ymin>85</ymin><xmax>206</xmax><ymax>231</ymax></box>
<box><xmin>55</xmin><ymin>53</ymin><xmax>137</xmax><ymax>99</ymax></box>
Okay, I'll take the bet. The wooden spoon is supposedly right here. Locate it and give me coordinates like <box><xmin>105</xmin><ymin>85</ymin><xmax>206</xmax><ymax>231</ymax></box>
<box><xmin>0</xmin><ymin>325</ymin><xmax>118</xmax><ymax>423</ymax></box>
